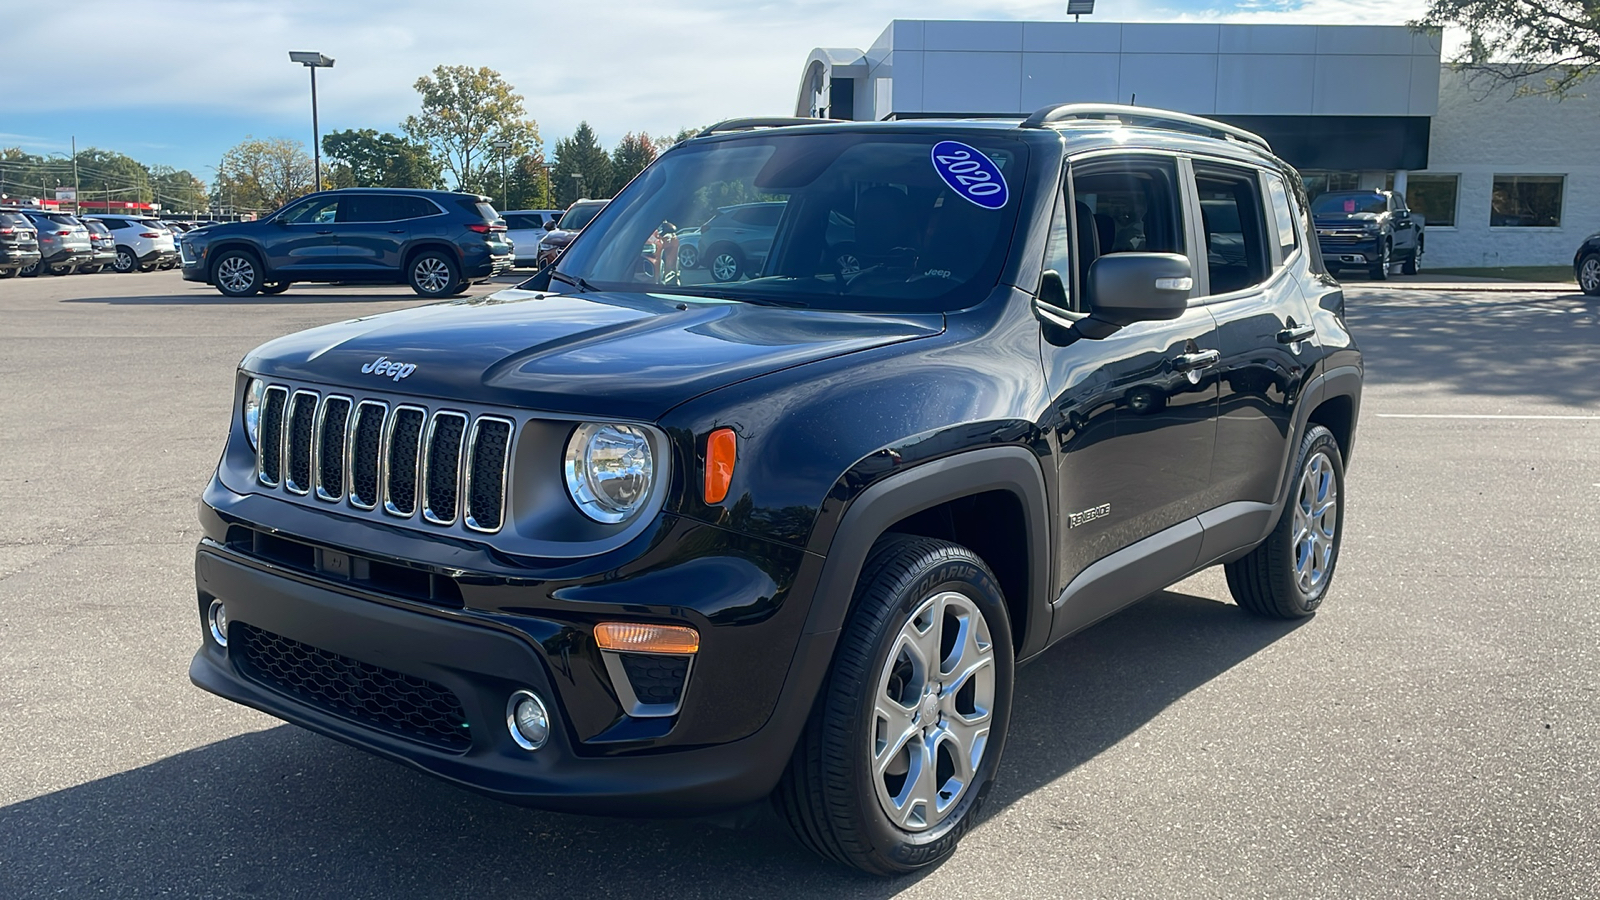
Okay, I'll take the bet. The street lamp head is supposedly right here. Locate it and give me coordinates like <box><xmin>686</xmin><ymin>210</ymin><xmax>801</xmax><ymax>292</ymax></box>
<box><xmin>289</xmin><ymin>51</ymin><xmax>335</xmax><ymax>67</ymax></box>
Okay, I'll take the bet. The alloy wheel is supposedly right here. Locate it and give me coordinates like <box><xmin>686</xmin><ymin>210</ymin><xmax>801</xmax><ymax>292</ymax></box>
<box><xmin>711</xmin><ymin>252</ymin><xmax>739</xmax><ymax>282</ymax></box>
<box><xmin>216</xmin><ymin>256</ymin><xmax>255</xmax><ymax>293</ymax></box>
<box><xmin>1581</xmin><ymin>257</ymin><xmax>1600</xmax><ymax>294</ymax></box>
<box><xmin>115</xmin><ymin>250</ymin><xmax>135</xmax><ymax>273</ymax></box>
<box><xmin>870</xmin><ymin>590</ymin><xmax>995</xmax><ymax>832</ymax></box>
<box><xmin>1291</xmin><ymin>451</ymin><xmax>1338</xmax><ymax>594</ymax></box>
<box><xmin>414</xmin><ymin>257</ymin><xmax>452</xmax><ymax>294</ymax></box>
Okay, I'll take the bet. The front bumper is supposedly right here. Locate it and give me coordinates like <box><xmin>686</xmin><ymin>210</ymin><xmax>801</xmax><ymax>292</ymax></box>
<box><xmin>1316</xmin><ymin>236</ymin><xmax>1379</xmax><ymax>267</ymax></box>
<box><xmin>189</xmin><ymin>484</ymin><xmax>832</xmax><ymax>815</ymax></box>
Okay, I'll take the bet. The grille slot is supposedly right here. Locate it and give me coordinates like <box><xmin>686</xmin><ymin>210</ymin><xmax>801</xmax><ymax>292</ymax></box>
<box><xmin>284</xmin><ymin>390</ymin><xmax>318</xmax><ymax>495</ymax></box>
<box><xmin>423</xmin><ymin>412</ymin><xmax>468</xmax><ymax>525</ymax></box>
<box><xmin>348</xmin><ymin>401</ymin><xmax>387</xmax><ymax>509</ymax></box>
<box><xmin>257</xmin><ymin>386</ymin><xmax>289</xmax><ymax>487</ymax></box>
<box><xmin>232</xmin><ymin>622</ymin><xmax>472</xmax><ymax>751</ymax></box>
<box><xmin>384</xmin><ymin>406</ymin><xmax>426</xmax><ymax>517</ymax></box>
<box><xmin>315</xmin><ymin>396</ymin><xmax>352</xmax><ymax>502</ymax></box>
<box><xmin>464</xmin><ymin>417</ymin><xmax>513</xmax><ymax>533</ymax></box>
<box><xmin>620</xmin><ymin>654</ymin><xmax>691</xmax><ymax>707</ymax></box>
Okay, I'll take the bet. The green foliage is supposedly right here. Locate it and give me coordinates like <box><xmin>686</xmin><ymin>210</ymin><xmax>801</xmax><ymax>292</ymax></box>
<box><xmin>322</xmin><ymin>129</ymin><xmax>441</xmax><ymax>189</ymax></box>
<box><xmin>402</xmin><ymin>65</ymin><xmax>540</xmax><ymax>193</ymax></box>
<box><xmin>150</xmin><ymin>167</ymin><xmax>209</xmax><ymax>214</ymax></box>
<box><xmin>213</xmin><ymin>136</ymin><xmax>317</xmax><ymax>212</ymax></box>
<box><xmin>609</xmin><ymin>133</ymin><xmax>658</xmax><ymax>193</ymax></box>
<box><xmin>1413</xmin><ymin>1</ymin><xmax>1600</xmax><ymax>95</ymax></box>
<box><xmin>551</xmin><ymin>122</ymin><xmax>613</xmax><ymax>205</ymax></box>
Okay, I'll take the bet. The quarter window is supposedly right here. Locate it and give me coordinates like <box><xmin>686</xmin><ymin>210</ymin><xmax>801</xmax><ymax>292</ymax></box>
<box><xmin>1264</xmin><ymin>173</ymin><xmax>1299</xmax><ymax>262</ymax></box>
<box><xmin>1491</xmin><ymin>175</ymin><xmax>1563</xmax><ymax>227</ymax></box>
<box><xmin>1406</xmin><ymin>175</ymin><xmax>1457</xmax><ymax>227</ymax></box>
<box><xmin>1039</xmin><ymin>189</ymin><xmax>1074</xmax><ymax>311</ymax></box>
<box><xmin>1194</xmin><ymin>165</ymin><xmax>1271</xmax><ymax>296</ymax></box>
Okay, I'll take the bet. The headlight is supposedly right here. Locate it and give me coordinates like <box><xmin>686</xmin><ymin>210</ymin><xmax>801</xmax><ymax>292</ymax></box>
<box><xmin>242</xmin><ymin>377</ymin><xmax>266</xmax><ymax>450</ymax></box>
<box><xmin>564</xmin><ymin>423</ymin><xmax>654</xmax><ymax>523</ymax></box>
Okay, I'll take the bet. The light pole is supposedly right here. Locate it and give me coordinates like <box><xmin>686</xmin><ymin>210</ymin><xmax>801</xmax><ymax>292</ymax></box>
<box><xmin>288</xmin><ymin>51</ymin><xmax>335</xmax><ymax>189</ymax></box>
<box><xmin>492</xmin><ymin>140</ymin><xmax>510</xmax><ymax>210</ymax></box>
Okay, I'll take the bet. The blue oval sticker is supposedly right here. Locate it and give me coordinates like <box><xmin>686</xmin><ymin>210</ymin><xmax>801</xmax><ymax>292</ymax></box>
<box><xmin>931</xmin><ymin>141</ymin><xmax>1008</xmax><ymax>210</ymax></box>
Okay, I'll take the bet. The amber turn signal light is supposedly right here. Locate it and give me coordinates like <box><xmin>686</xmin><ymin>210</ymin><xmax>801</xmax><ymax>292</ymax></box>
<box><xmin>594</xmin><ymin>622</ymin><xmax>700</xmax><ymax>655</ymax></box>
<box><xmin>704</xmin><ymin>428</ymin><xmax>737</xmax><ymax>504</ymax></box>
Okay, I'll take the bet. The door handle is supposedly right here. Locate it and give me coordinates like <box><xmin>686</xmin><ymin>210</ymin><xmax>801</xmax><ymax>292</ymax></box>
<box><xmin>1277</xmin><ymin>324</ymin><xmax>1316</xmax><ymax>344</ymax></box>
<box><xmin>1173</xmin><ymin>349</ymin><xmax>1220</xmax><ymax>372</ymax></box>
<box><xmin>316</xmin><ymin>230</ymin><xmax>333</xmax><ymax>234</ymax></box>
<box><xmin>389</xmin><ymin>229</ymin><xmax>406</xmax><ymax>234</ymax></box>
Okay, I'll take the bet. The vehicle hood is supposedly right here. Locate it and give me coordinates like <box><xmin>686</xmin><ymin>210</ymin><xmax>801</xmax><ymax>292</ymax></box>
<box><xmin>1313</xmin><ymin>212</ymin><xmax>1382</xmax><ymax>226</ymax></box>
<box><xmin>242</xmin><ymin>286</ymin><xmax>945</xmax><ymax>420</ymax></box>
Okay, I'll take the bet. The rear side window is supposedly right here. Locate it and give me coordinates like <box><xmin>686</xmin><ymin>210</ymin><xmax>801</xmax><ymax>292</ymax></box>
<box><xmin>399</xmin><ymin>196</ymin><xmax>439</xmax><ymax>219</ymax></box>
<box><xmin>1264</xmin><ymin>173</ymin><xmax>1299</xmax><ymax>262</ymax></box>
<box><xmin>1194</xmin><ymin>164</ymin><xmax>1271</xmax><ymax>295</ymax></box>
<box><xmin>456</xmin><ymin>199</ymin><xmax>499</xmax><ymax>222</ymax></box>
<box><xmin>340</xmin><ymin>194</ymin><xmax>405</xmax><ymax>223</ymax></box>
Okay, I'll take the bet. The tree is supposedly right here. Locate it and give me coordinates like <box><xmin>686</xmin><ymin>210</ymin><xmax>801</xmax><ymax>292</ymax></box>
<box><xmin>322</xmin><ymin>129</ymin><xmax>441</xmax><ymax>189</ymax></box>
<box><xmin>1414</xmin><ymin>1</ymin><xmax>1600</xmax><ymax>96</ymax></box>
<box><xmin>150</xmin><ymin>166</ymin><xmax>209</xmax><ymax>214</ymax></box>
<box><xmin>551</xmin><ymin>122</ymin><xmax>613</xmax><ymax>205</ymax></box>
<box><xmin>609</xmin><ymin>133</ymin><xmax>658</xmax><ymax>193</ymax></box>
<box><xmin>402</xmin><ymin>65</ymin><xmax>539</xmax><ymax>193</ymax></box>
<box><xmin>213</xmin><ymin>137</ymin><xmax>316</xmax><ymax>212</ymax></box>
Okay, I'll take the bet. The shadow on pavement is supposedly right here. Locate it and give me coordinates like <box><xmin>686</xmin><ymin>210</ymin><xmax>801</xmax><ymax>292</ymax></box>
<box><xmin>1347</xmin><ymin>290</ymin><xmax>1600</xmax><ymax>405</ymax></box>
<box><xmin>0</xmin><ymin>591</ymin><xmax>1297</xmax><ymax>898</ymax></box>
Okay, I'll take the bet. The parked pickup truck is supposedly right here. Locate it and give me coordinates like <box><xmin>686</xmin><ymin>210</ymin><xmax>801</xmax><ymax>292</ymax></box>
<box><xmin>1311</xmin><ymin>189</ymin><xmax>1423</xmax><ymax>280</ymax></box>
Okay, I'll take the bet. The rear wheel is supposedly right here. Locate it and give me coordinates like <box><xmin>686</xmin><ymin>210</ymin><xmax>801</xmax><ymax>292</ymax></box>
<box><xmin>19</xmin><ymin>260</ymin><xmax>40</xmax><ymax>277</ymax></box>
<box><xmin>776</xmin><ymin>534</ymin><xmax>1014</xmax><ymax>875</ymax></box>
<box><xmin>259</xmin><ymin>282</ymin><xmax>290</xmax><ymax>295</ymax></box>
<box><xmin>407</xmin><ymin>250</ymin><xmax>461</xmax><ymax>297</ymax></box>
<box><xmin>0</xmin><ymin>268</ymin><xmax>16</xmax><ymax>279</ymax></box>
<box><xmin>79</xmin><ymin>264</ymin><xmax>103</xmax><ymax>274</ymax></box>
<box><xmin>114</xmin><ymin>247</ymin><xmax>137</xmax><ymax>273</ymax></box>
<box><xmin>1579</xmin><ymin>254</ymin><xmax>1600</xmax><ymax>296</ymax></box>
<box><xmin>1401</xmin><ymin>239</ymin><xmax>1422</xmax><ymax>276</ymax></box>
<box><xmin>1368</xmin><ymin>241</ymin><xmax>1391</xmax><ymax>280</ymax></box>
<box><xmin>708</xmin><ymin>244</ymin><xmax>743</xmax><ymax>283</ymax></box>
<box><xmin>48</xmin><ymin>264</ymin><xmax>75</xmax><ymax>276</ymax></box>
<box><xmin>1225</xmin><ymin>425</ymin><xmax>1345</xmax><ymax>618</ymax></box>
<box><xmin>212</xmin><ymin>249</ymin><xmax>262</xmax><ymax>297</ymax></box>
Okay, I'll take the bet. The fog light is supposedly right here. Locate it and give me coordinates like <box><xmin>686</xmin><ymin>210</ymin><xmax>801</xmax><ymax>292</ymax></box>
<box><xmin>207</xmin><ymin>599</ymin><xmax>229</xmax><ymax>647</ymax></box>
<box><xmin>507</xmin><ymin>690</ymin><xmax>550</xmax><ymax>751</ymax></box>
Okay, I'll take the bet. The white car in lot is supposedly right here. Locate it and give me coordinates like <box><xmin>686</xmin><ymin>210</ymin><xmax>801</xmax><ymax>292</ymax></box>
<box><xmin>94</xmin><ymin>214</ymin><xmax>179</xmax><ymax>273</ymax></box>
<box><xmin>502</xmin><ymin>209</ymin><xmax>563</xmax><ymax>268</ymax></box>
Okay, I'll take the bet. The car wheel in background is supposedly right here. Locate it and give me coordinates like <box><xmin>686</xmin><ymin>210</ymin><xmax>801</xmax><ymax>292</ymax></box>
<box><xmin>212</xmin><ymin>249</ymin><xmax>262</xmax><ymax>297</ymax></box>
<box><xmin>776</xmin><ymin>534</ymin><xmax>1014</xmax><ymax>875</ymax></box>
<box><xmin>0</xmin><ymin>268</ymin><xmax>16</xmax><ymax>279</ymax></box>
<box><xmin>676</xmin><ymin>243</ymin><xmax>699</xmax><ymax>270</ymax></box>
<box><xmin>79</xmin><ymin>264</ymin><xmax>102</xmax><ymax>274</ymax></box>
<box><xmin>407</xmin><ymin>250</ymin><xmax>461</xmax><ymax>298</ymax></box>
<box><xmin>1225</xmin><ymin>424</ymin><xmax>1346</xmax><ymax>618</ymax></box>
<box><xmin>19</xmin><ymin>260</ymin><xmax>40</xmax><ymax>277</ymax></box>
<box><xmin>113</xmin><ymin>248</ymin><xmax>137</xmax><ymax>273</ymax></box>
<box><xmin>1401</xmin><ymin>239</ymin><xmax>1422</xmax><ymax>276</ymax></box>
<box><xmin>1369</xmin><ymin>241</ymin><xmax>1390</xmax><ymax>281</ymax></box>
<box><xmin>708</xmin><ymin>244</ymin><xmax>743</xmax><ymax>283</ymax></box>
<box><xmin>259</xmin><ymin>282</ymin><xmax>290</xmax><ymax>296</ymax></box>
<box><xmin>48</xmin><ymin>264</ymin><xmax>75</xmax><ymax>276</ymax></box>
<box><xmin>1579</xmin><ymin>254</ymin><xmax>1600</xmax><ymax>296</ymax></box>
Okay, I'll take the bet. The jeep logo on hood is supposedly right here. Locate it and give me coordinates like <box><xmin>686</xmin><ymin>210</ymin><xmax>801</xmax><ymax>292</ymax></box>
<box><xmin>361</xmin><ymin>356</ymin><xmax>417</xmax><ymax>381</ymax></box>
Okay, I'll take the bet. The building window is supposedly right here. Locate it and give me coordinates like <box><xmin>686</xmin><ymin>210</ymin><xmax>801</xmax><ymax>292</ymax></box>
<box><xmin>1301</xmin><ymin>172</ymin><xmax>1361</xmax><ymax>202</ymax></box>
<box><xmin>1406</xmin><ymin>174</ymin><xmax>1458</xmax><ymax>227</ymax></box>
<box><xmin>1491</xmin><ymin>175</ymin><xmax>1564</xmax><ymax>228</ymax></box>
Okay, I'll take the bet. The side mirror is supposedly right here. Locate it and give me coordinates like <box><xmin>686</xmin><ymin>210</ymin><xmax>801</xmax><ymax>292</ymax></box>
<box><xmin>544</xmin><ymin>220</ymin><xmax>558</xmax><ymax>231</ymax></box>
<box><xmin>1081</xmin><ymin>253</ymin><xmax>1192</xmax><ymax>336</ymax></box>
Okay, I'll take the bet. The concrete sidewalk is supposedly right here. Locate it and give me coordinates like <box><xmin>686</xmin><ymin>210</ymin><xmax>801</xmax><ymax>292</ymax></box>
<box><xmin>1348</xmin><ymin>273</ymin><xmax>1581</xmax><ymax>293</ymax></box>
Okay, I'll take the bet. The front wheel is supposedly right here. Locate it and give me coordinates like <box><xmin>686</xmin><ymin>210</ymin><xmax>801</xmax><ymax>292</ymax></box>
<box><xmin>676</xmin><ymin>243</ymin><xmax>699</xmax><ymax>270</ymax></box>
<box><xmin>1579</xmin><ymin>253</ymin><xmax>1600</xmax><ymax>296</ymax></box>
<box><xmin>708</xmin><ymin>244</ymin><xmax>743</xmax><ymax>283</ymax></box>
<box><xmin>48</xmin><ymin>264</ymin><xmax>75</xmax><ymax>276</ymax></box>
<box><xmin>407</xmin><ymin>251</ymin><xmax>460</xmax><ymax>297</ymax></box>
<box><xmin>212</xmin><ymin>249</ymin><xmax>262</xmax><ymax>297</ymax></box>
<box><xmin>259</xmin><ymin>282</ymin><xmax>290</xmax><ymax>295</ymax></box>
<box><xmin>776</xmin><ymin>534</ymin><xmax>1014</xmax><ymax>875</ymax></box>
<box><xmin>1225</xmin><ymin>424</ymin><xmax>1346</xmax><ymax>618</ymax></box>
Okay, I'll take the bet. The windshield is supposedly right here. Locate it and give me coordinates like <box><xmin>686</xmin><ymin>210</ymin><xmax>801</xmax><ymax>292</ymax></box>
<box><xmin>558</xmin><ymin>201</ymin><xmax>605</xmax><ymax>231</ymax></box>
<box><xmin>552</xmin><ymin>131</ymin><xmax>1029</xmax><ymax>312</ymax></box>
<box><xmin>1312</xmin><ymin>192</ymin><xmax>1386</xmax><ymax>215</ymax></box>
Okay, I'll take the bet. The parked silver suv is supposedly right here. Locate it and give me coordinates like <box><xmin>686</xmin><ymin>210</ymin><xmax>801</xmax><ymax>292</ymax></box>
<box><xmin>94</xmin><ymin>214</ymin><xmax>179</xmax><ymax>272</ymax></box>
<box><xmin>19</xmin><ymin>211</ymin><xmax>93</xmax><ymax>276</ymax></box>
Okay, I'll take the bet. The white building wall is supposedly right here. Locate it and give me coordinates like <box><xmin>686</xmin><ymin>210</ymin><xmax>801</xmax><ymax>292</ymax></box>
<box><xmin>1421</xmin><ymin>69</ymin><xmax>1600</xmax><ymax>268</ymax></box>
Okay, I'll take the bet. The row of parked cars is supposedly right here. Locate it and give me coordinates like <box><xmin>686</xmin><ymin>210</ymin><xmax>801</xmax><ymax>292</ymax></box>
<box><xmin>0</xmin><ymin>209</ymin><xmax>217</xmax><ymax>279</ymax></box>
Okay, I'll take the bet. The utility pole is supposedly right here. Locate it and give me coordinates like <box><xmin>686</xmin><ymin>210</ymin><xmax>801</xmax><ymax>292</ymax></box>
<box><xmin>71</xmin><ymin>135</ymin><xmax>80</xmax><ymax>215</ymax></box>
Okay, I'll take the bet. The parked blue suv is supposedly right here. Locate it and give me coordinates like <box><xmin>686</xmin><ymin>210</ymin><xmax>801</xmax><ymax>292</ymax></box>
<box><xmin>181</xmin><ymin>188</ymin><xmax>513</xmax><ymax>298</ymax></box>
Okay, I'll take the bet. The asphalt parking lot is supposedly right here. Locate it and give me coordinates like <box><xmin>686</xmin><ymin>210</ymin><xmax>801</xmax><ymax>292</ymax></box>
<box><xmin>1</xmin><ymin>270</ymin><xmax>1596</xmax><ymax>898</ymax></box>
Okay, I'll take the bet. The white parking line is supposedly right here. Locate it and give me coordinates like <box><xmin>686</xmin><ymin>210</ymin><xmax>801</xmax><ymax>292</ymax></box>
<box><xmin>1376</xmin><ymin>414</ymin><xmax>1600</xmax><ymax>420</ymax></box>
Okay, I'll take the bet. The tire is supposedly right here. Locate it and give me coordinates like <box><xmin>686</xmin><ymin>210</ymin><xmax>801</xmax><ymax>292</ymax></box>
<box><xmin>19</xmin><ymin>259</ymin><xmax>40</xmax><ymax>277</ymax></box>
<box><xmin>1368</xmin><ymin>241</ymin><xmax>1390</xmax><ymax>281</ymax></box>
<box><xmin>407</xmin><ymin>250</ymin><xmax>461</xmax><ymax>297</ymax></box>
<box><xmin>259</xmin><ymin>282</ymin><xmax>290</xmax><ymax>295</ymax></box>
<box><xmin>708</xmin><ymin>244</ymin><xmax>743</xmax><ymax>283</ymax></box>
<box><xmin>48</xmin><ymin>264</ymin><xmax>75</xmax><ymax>276</ymax></box>
<box><xmin>211</xmin><ymin>249</ymin><xmax>262</xmax><ymax>297</ymax></box>
<box><xmin>79</xmin><ymin>264</ymin><xmax>102</xmax><ymax>274</ymax></box>
<box><xmin>1401</xmin><ymin>239</ymin><xmax>1422</xmax><ymax>276</ymax></box>
<box><xmin>1579</xmin><ymin>253</ymin><xmax>1600</xmax><ymax>297</ymax></box>
<box><xmin>775</xmin><ymin>534</ymin><xmax>1014</xmax><ymax>875</ymax></box>
<box><xmin>0</xmin><ymin>268</ymin><xmax>15</xmax><ymax>279</ymax></box>
<box><xmin>676</xmin><ymin>243</ymin><xmax>699</xmax><ymax>270</ymax></box>
<box><xmin>113</xmin><ymin>247</ymin><xmax>137</xmax><ymax>273</ymax></box>
<box><xmin>1225</xmin><ymin>424</ymin><xmax>1346</xmax><ymax>619</ymax></box>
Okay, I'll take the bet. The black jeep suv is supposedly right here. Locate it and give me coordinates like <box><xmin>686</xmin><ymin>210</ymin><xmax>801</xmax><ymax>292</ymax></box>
<box><xmin>181</xmin><ymin>188</ymin><xmax>513</xmax><ymax>298</ymax></box>
<box><xmin>190</xmin><ymin>107</ymin><xmax>1361</xmax><ymax>875</ymax></box>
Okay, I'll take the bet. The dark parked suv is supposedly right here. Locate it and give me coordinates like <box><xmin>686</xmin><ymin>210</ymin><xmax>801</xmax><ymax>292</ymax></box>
<box><xmin>181</xmin><ymin>188</ymin><xmax>513</xmax><ymax>297</ymax></box>
<box><xmin>0</xmin><ymin>211</ymin><xmax>42</xmax><ymax>277</ymax></box>
<box><xmin>190</xmin><ymin>107</ymin><xmax>1361</xmax><ymax>874</ymax></box>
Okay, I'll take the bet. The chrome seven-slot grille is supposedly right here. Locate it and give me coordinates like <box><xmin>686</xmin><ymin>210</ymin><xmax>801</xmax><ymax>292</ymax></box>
<box><xmin>256</xmin><ymin>385</ymin><xmax>512</xmax><ymax>534</ymax></box>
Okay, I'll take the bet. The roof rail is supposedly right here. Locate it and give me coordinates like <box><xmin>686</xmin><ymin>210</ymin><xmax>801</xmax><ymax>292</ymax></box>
<box><xmin>1019</xmin><ymin>103</ymin><xmax>1271</xmax><ymax>153</ymax></box>
<box><xmin>696</xmin><ymin>117</ymin><xmax>839</xmax><ymax>138</ymax></box>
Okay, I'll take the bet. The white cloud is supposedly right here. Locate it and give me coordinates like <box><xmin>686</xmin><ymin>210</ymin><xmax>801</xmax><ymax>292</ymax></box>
<box><xmin>1</xmin><ymin>0</ymin><xmax>1440</xmax><ymax>156</ymax></box>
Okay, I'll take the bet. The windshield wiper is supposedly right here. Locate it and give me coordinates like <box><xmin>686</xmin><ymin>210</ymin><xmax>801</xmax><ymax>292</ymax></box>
<box><xmin>673</xmin><ymin>288</ymin><xmax>808</xmax><ymax>308</ymax></box>
<box><xmin>547</xmin><ymin>269</ymin><xmax>599</xmax><ymax>293</ymax></box>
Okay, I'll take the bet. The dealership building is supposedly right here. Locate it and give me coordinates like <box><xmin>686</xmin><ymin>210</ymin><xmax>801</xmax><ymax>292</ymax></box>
<box><xmin>797</xmin><ymin>21</ymin><xmax>1599</xmax><ymax>268</ymax></box>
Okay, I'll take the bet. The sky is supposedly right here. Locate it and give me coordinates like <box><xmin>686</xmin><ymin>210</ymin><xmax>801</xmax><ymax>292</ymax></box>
<box><xmin>1</xmin><ymin>0</ymin><xmax>1432</xmax><ymax>182</ymax></box>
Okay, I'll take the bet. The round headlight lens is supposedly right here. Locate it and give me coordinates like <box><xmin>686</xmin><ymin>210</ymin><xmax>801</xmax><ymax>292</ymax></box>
<box><xmin>242</xmin><ymin>377</ymin><xmax>266</xmax><ymax>450</ymax></box>
<box><xmin>564</xmin><ymin>423</ymin><xmax>655</xmax><ymax>523</ymax></box>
